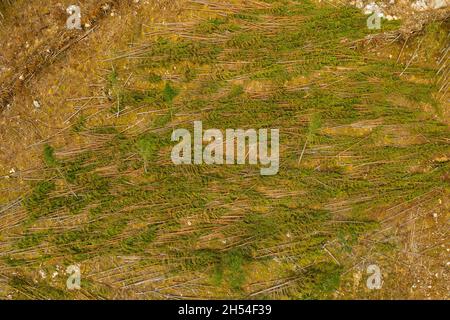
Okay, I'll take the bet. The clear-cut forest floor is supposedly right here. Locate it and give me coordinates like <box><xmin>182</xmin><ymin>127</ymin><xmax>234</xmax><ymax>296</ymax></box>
<box><xmin>0</xmin><ymin>0</ymin><xmax>448</xmax><ymax>299</ymax></box>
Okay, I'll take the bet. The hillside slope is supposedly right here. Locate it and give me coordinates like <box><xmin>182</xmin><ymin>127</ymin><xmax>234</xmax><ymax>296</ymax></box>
<box><xmin>0</xmin><ymin>0</ymin><xmax>448</xmax><ymax>299</ymax></box>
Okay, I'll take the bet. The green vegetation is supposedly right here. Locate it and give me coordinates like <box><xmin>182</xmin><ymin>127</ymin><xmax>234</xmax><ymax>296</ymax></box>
<box><xmin>1</xmin><ymin>1</ymin><xmax>448</xmax><ymax>299</ymax></box>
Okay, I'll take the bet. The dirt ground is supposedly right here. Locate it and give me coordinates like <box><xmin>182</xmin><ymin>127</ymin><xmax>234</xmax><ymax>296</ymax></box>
<box><xmin>0</xmin><ymin>0</ymin><xmax>448</xmax><ymax>299</ymax></box>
